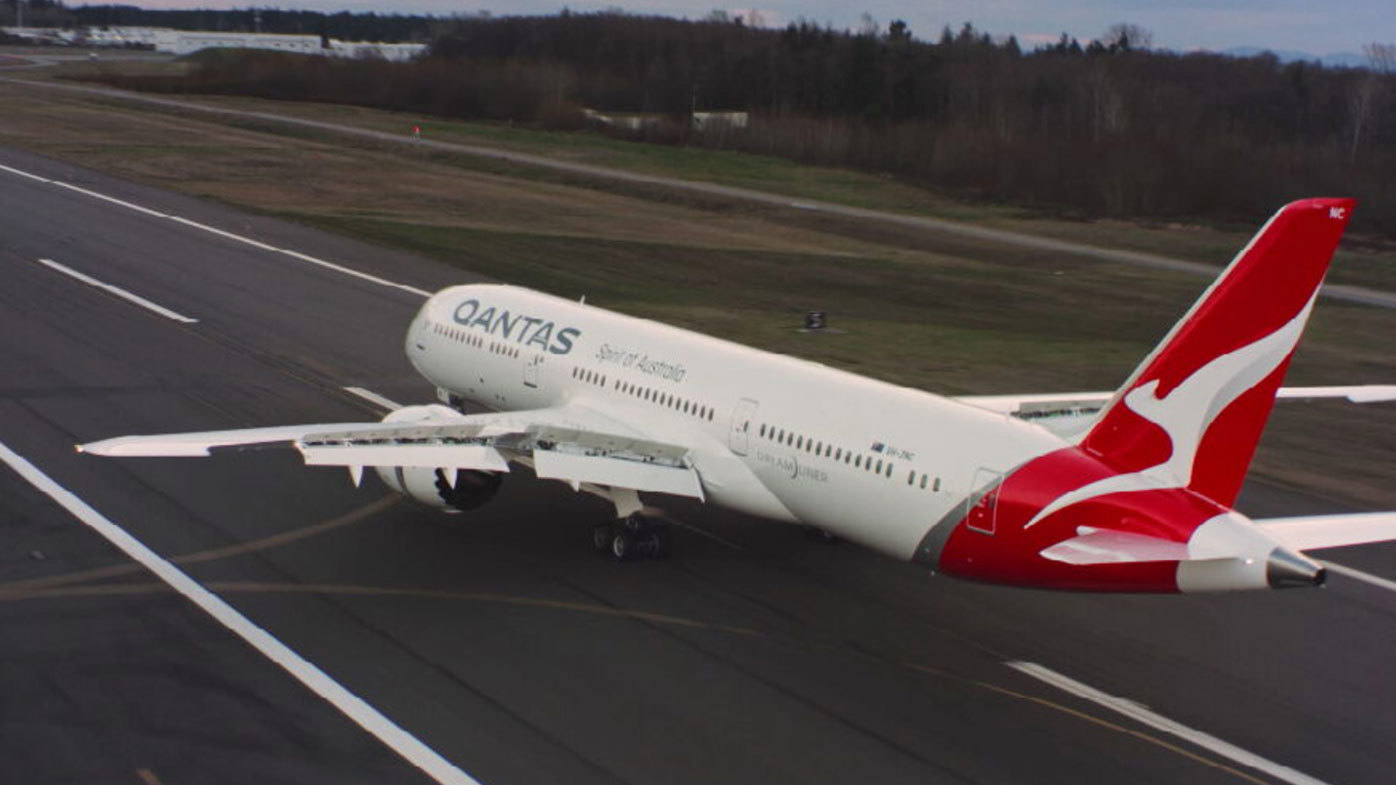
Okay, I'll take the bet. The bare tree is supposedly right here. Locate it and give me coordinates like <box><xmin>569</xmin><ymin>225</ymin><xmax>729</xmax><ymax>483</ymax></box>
<box><xmin>1101</xmin><ymin>23</ymin><xmax>1153</xmax><ymax>52</ymax></box>
<box><xmin>1349</xmin><ymin>42</ymin><xmax>1395</xmax><ymax>162</ymax></box>
<box><xmin>1368</xmin><ymin>42</ymin><xmax>1396</xmax><ymax>72</ymax></box>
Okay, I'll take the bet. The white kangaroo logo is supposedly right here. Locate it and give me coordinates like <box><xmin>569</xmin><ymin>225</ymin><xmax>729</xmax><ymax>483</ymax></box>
<box><xmin>1024</xmin><ymin>294</ymin><xmax>1317</xmax><ymax>529</ymax></box>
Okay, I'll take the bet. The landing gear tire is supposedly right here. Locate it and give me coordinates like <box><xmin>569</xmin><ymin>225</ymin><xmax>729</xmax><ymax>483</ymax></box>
<box><xmin>600</xmin><ymin>515</ymin><xmax>670</xmax><ymax>561</ymax></box>
<box><xmin>592</xmin><ymin>523</ymin><xmax>613</xmax><ymax>554</ymax></box>
<box><xmin>643</xmin><ymin>526</ymin><xmax>670</xmax><ymax>560</ymax></box>
<box><xmin>610</xmin><ymin>527</ymin><xmax>639</xmax><ymax>562</ymax></box>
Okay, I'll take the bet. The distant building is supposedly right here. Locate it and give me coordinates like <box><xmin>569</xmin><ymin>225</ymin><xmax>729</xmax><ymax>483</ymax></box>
<box><xmin>151</xmin><ymin>30</ymin><xmax>324</xmax><ymax>56</ymax></box>
<box><xmin>328</xmin><ymin>40</ymin><xmax>427</xmax><ymax>61</ymax></box>
<box><xmin>690</xmin><ymin>111</ymin><xmax>750</xmax><ymax>130</ymax></box>
<box><xmin>2</xmin><ymin>26</ymin><xmax>427</xmax><ymax>62</ymax></box>
<box><xmin>1</xmin><ymin>26</ymin><xmax>78</xmax><ymax>44</ymax></box>
<box><xmin>150</xmin><ymin>30</ymin><xmax>427</xmax><ymax>61</ymax></box>
<box><xmin>582</xmin><ymin>108</ymin><xmax>663</xmax><ymax>132</ymax></box>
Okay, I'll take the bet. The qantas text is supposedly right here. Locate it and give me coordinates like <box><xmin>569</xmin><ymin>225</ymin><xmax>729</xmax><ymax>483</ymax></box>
<box><xmin>452</xmin><ymin>299</ymin><xmax>581</xmax><ymax>355</ymax></box>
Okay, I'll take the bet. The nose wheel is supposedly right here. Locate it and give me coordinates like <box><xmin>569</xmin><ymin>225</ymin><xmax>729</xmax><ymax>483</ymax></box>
<box><xmin>593</xmin><ymin>515</ymin><xmax>670</xmax><ymax>561</ymax></box>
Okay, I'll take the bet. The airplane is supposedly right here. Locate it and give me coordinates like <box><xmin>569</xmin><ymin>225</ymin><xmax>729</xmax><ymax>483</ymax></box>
<box><xmin>80</xmin><ymin>197</ymin><xmax>1396</xmax><ymax>593</ymax></box>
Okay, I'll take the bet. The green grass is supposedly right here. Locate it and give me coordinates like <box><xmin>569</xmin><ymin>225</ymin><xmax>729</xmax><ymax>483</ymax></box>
<box><xmin>282</xmin><ymin>212</ymin><xmax>1231</xmax><ymax>390</ymax></box>
<box><xmin>30</xmin><ymin>68</ymin><xmax>1396</xmax><ymax>290</ymax></box>
<box><xmin>164</xmin><ymin>94</ymin><xmax>1396</xmax><ymax>291</ymax></box>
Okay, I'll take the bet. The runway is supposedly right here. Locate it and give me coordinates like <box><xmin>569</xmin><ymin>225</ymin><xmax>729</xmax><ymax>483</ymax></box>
<box><xmin>1</xmin><ymin>145</ymin><xmax>1394</xmax><ymax>785</ymax></box>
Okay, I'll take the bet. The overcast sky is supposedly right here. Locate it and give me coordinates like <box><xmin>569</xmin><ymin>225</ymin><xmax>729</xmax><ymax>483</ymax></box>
<box><xmin>118</xmin><ymin>1</ymin><xmax>1394</xmax><ymax>56</ymax></box>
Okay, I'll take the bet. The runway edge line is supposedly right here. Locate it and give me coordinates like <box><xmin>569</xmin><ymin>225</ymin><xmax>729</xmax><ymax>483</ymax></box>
<box><xmin>0</xmin><ymin>162</ymin><xmax>432</xmax><ymax>300</ymax></box>
<box><xmin>1007</xmin><ymin>661</ymin><xmax>1329</xmax><ymax>785</ymax></box>
<box><xmin>0</xmin><ymin>439</ymin><xmax>482</xmax><ymax>785</ymax></box>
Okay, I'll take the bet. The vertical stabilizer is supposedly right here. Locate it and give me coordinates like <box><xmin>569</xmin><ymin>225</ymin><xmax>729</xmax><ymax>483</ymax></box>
<box><xmin>1080</xmin><ymin>198</ymin><xmax>1355</xmax><ymax>506</ymax></box>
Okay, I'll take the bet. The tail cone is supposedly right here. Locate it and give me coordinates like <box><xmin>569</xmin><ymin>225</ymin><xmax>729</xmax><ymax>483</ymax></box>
<box><xmin>1266</xmin><ymin>547</ymin><xmax>1326</xmax><ymax>589</ymax></box>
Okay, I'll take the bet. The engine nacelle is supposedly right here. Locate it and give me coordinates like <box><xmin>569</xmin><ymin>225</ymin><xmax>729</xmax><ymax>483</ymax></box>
<box><xmin>375</xmin><ymin>465</ymin><xmax>504</xmax><ymax>512</ymax></box>
<box><xmin>369</xmin><ymin>404</ymin><xmax>504</xmax><ymax>513</ymax></box>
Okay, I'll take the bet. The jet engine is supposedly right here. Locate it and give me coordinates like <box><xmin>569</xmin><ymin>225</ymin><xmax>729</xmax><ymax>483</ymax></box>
<box><xmin>375</xmin><ymin>465</ymin><xmax>504</xmax><ymax>512</ymax></box>
<box><xmin>368</xmin><ymin>404</ymin><xmax>504</xmax><ymax>513</ymax></box>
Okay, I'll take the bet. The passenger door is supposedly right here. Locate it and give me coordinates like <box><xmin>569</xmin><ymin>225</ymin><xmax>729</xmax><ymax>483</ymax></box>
<box><xmin>965</xmin><ymin>468</ymin><xmax>1003</xmax><ymax>535</ymax></box>
<box><xmin>728</xmin><ymin>398</ymin><xmax>759</xmax><ymax>456</ymax></box>
<box><xmin>524</xmin><ymin>354</ymin><xmax>542</xmax><ymax>389</ymax></box>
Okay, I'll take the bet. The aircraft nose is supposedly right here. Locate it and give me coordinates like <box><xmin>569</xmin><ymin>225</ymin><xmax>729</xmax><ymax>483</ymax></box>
<box><xmin>1266</xmin><ymin>546</ymin><xmax>1326</xmax><ymax>589</ymax></box>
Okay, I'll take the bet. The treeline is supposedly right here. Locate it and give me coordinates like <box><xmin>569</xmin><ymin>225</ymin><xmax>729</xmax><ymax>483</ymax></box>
<box><xmin>103</xmin><ymin>49</ymin><xmax>575</xmax><ymax>124</ymax></box>
<box><xmin>77</xmin><ymin>11</ymin><xmax>1396</xmax><ymax>236</ymax></box>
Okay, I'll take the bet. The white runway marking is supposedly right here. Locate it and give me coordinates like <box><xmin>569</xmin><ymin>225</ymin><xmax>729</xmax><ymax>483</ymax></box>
<box><xmin>37</xmin><ymin>258</ymin><xmax>198</xmax><ymax>324</ymax></box>
<box><xmin>276</xmin><ymin>248</ymin><xmax>431</xmax><ymax>298</ymax></box>
<box><xmin>344</xmin><ymin>386</ymin><xmax>404</xmax><ymax>412</ymax></box>
<box><xmin>170</xmin><ymin>215</ymin><xmax>280</xmax><ymax>251</ymax></box>
<box><xmin>2</xmin><ymin>163</ymin><xmax>431</xmax><ymax>300</ymax></box>
<box><xmin>0</xmin><ymin>440</ymin><xmax>482</xmax><ymax>785</ymax></box>
<box><xmin>54</xmin><ymin>181</ymin><xmax>169</xmax><ymax>218</ymax></box>
<box><xmin>1324</xmin><ymin>561</ymin><xmax>1396</xmax><ymax>594</ymax></box>
<box><xmin>0</xmin><ymin>162</ymin><xmax>52</xmax><ymax>183</ymax></box>
<box><xmin>1008</xmin><ymin>661</ymin><xmax>1330</xmax><ymax>785</ymax></box>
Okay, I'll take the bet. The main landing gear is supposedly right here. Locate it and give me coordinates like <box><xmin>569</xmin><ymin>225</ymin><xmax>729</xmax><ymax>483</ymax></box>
<box><xmin>593</xmin><ymin>514</ymin><xmax>670</xmax><ymax>561</ymax></box>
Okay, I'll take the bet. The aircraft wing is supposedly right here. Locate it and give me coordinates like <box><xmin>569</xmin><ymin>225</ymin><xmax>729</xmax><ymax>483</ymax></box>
<box><xmin>958</xmin><ymin>385</ymin><xmax>1396</xmax><ymax>437</ymax></box>
<box><xmin>79</xmin><ymin>403</ymin><xmax>704</xmax><ymax>500</ymax></box>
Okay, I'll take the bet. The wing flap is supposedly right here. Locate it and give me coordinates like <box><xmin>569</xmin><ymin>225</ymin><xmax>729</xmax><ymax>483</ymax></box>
<box><xmin>531</xmin><ymin>425</ymin><xmax>689</xmax><ymax>463</ymax></box>
<box><xmin>299</xmin><ymin>444</ymin><xmax>510</xmax><ymax>472</ymax></box>
<box><xmin>533</xmin><ymin>450</ymin><xmax>703</xmax><ymax>500</ymax></box>
<box><xmin>1257</xmin><ymin>512</ymin><xmax>1396</xmax><ymax>551</ymax></box>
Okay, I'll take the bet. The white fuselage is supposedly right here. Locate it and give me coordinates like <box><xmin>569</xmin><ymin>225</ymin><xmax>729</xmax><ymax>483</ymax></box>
<box><xmin>406</xmin><ymin>284</ymin><xmax>1067</xmax><ymax>560</ymax></box>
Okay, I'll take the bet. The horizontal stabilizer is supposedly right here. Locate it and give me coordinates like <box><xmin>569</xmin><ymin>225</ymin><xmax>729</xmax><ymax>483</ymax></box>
<box><xmin>1040</xmin><ymin>527</ymin><xmax>1189</xmax><ymax>565</ymax></box>
<box><xmin>1257</xmin><ymin>512</ymin><xmax>1396</xmax><ymax>551</ymax></box>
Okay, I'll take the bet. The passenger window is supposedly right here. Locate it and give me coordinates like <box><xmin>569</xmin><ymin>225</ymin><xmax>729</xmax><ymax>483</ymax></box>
<box><xmin>919</xmin><ymin>474</ymin><xmax>928</xmax><ymax>489</ymax></box>
<box><xmin>933</xmin><ymin>477</ymin><xmax>941</xmax><ymax>492</ymax></box>
<box><xmin>854</xmin><ymin>455</ymin><xmax>861</xmax><ymax>468</ymax></box>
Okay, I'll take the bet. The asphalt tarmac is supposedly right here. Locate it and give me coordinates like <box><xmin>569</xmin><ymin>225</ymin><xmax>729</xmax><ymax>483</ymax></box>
<box><xmin>1</xmin><ymin>146</ymin><xmax>1393</xmax><ymax>785</ymax></box>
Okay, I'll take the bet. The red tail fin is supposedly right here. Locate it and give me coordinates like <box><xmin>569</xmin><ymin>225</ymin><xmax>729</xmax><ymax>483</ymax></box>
<box><xmin>1082</xmin><ymin>198</ymin><xmax>1355</xmax><ymax>506</ymax></box>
